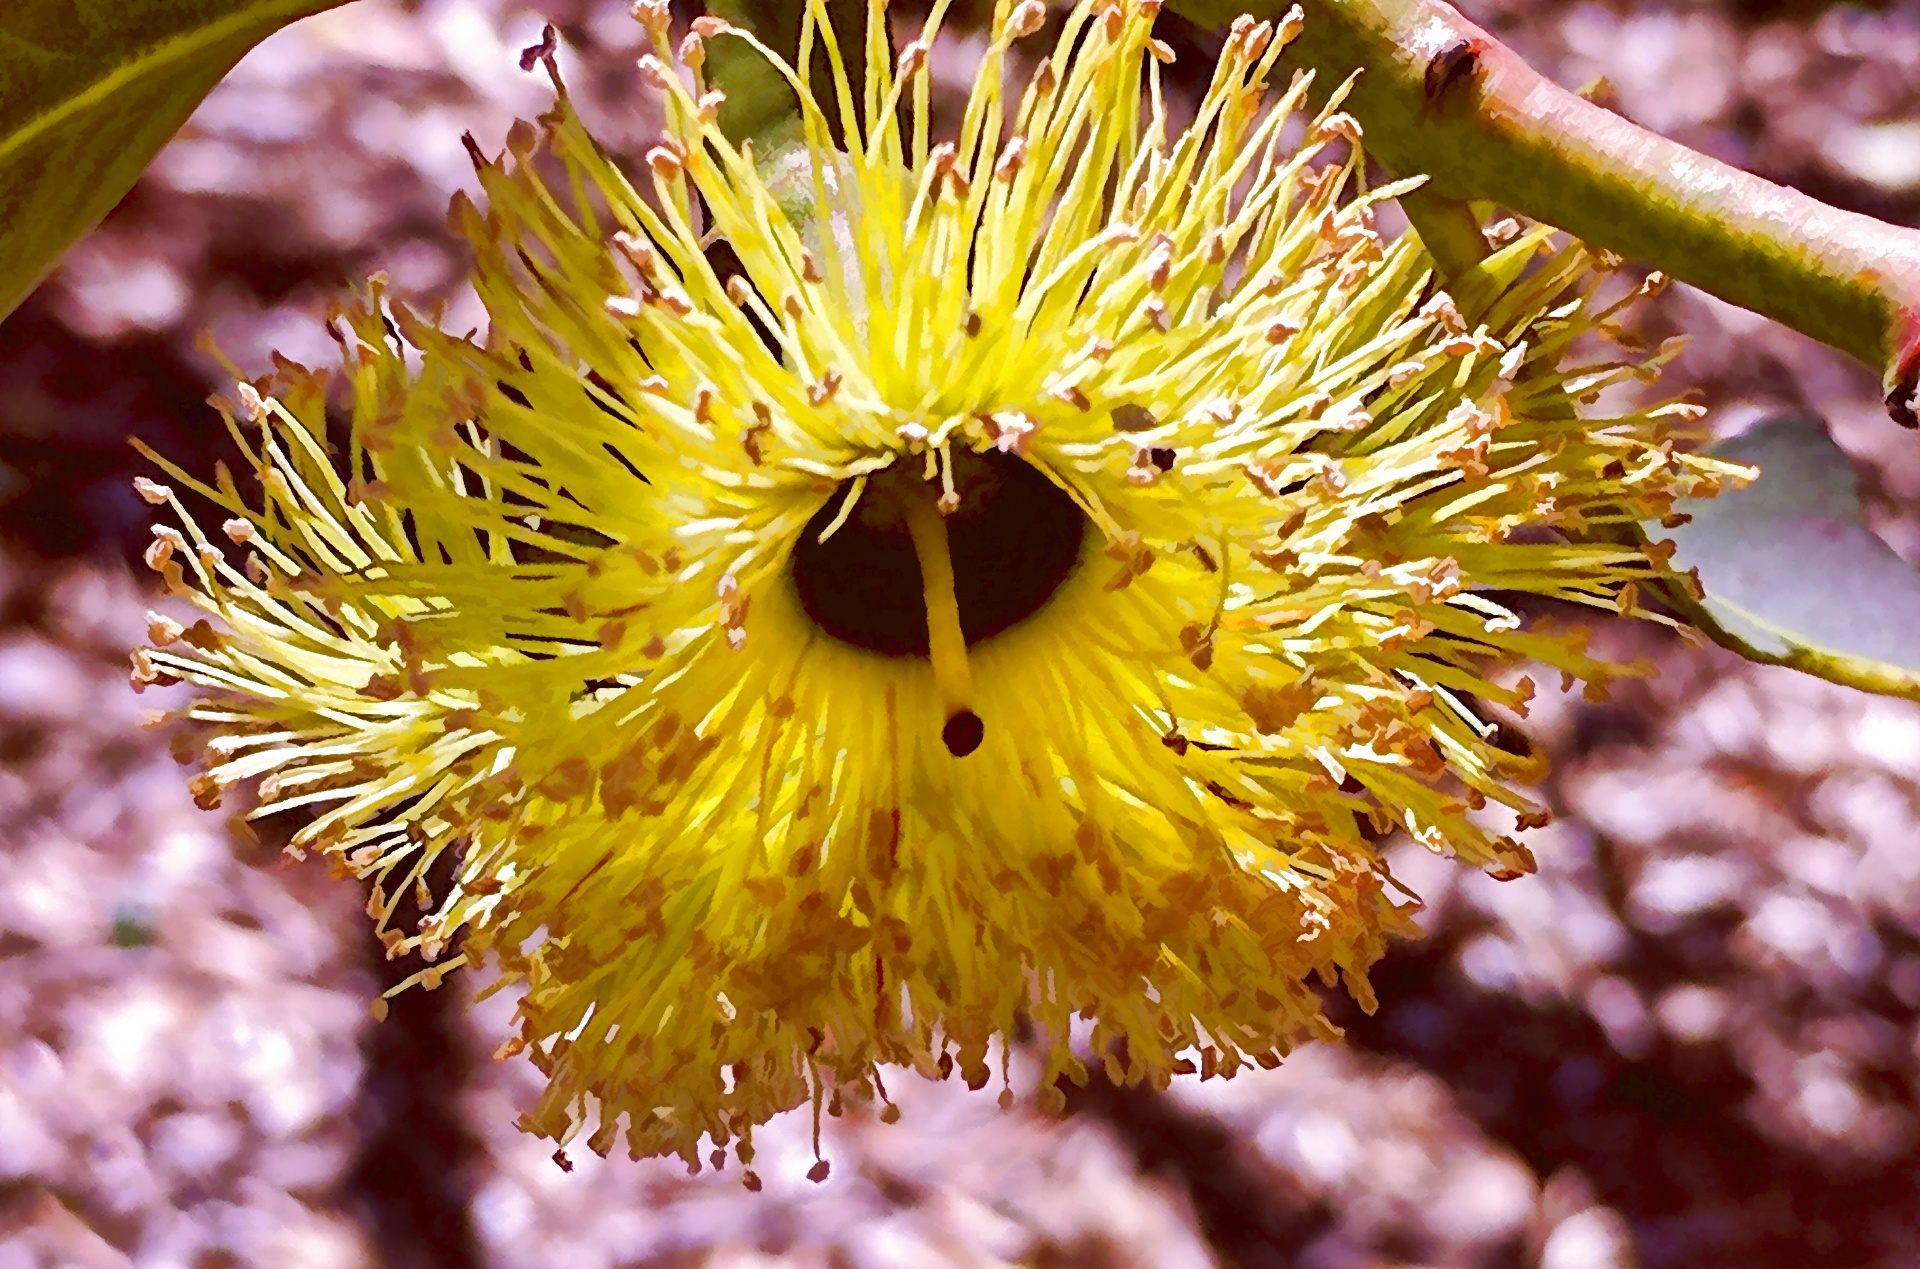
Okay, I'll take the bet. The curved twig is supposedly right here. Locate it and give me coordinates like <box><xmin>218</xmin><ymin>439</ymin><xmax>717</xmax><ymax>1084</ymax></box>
<box><xmin>1173</xmin><ymin>0</ymin><xmax>1920</xmax><ymax>427</ymax></box>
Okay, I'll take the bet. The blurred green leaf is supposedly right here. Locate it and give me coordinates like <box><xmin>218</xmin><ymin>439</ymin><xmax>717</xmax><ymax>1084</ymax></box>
<box><xmin>1664</xmin><ymin>415</ymin><xmax>1920</xmax><ymax>700</ymax></box>
<box><xmin>703</xmin><ymin>0</ymin><xmax>811</xmax><ymax>147</ymax></box>
<box><xmin>703</xmin><ymin>0</ymin><xmax>875</xmax><ymax>148</ymax></box>
<box><xmin>0</xmin><ymin>0</ymin><xmax>352</xmax><ymax>322</ymax></box>
<box><xmin>110</xmin><ymin>912</ymin><xmax>155</xmax><ymax>948</ymax></box>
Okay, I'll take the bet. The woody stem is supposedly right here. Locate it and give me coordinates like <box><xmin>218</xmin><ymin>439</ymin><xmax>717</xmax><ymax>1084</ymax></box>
<box><xmin>1171</xmin><ymin>0</ymin><xmax>1920</xmax><ymax>426</ymax></box>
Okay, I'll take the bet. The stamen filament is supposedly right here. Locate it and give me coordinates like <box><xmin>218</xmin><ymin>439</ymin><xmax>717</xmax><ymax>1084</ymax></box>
<box><xmin>816</xmin><ymin>474</ymin><xmax>867</xmax><ymax>544</ymax></box>
<box><xmin>899</xmin><ymin>485</ymin><xmax>982</xmax><ymax>755</ymax></box>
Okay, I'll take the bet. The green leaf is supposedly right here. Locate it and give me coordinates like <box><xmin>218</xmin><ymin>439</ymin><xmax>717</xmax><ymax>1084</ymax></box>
<box><xmin>0</xmin><ymin>0</ymin><xmax>353</xmax><ymax>323</ymax></box>
<box><xmin>1663</xmin><ymin>414</ymin><xmax>1920</xmax><ymax>700</ymax></box>
<box><xmin>703</xmin><ymin>0</ymin><xmax>865</xmax><ymax>146</ymax></box>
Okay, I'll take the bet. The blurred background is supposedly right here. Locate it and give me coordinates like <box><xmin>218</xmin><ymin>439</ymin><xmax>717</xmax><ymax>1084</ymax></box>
<box><xmin>4</xmin><ymin>0</ymin><xmax>1920</xmax><ymax>1265</ymax></box>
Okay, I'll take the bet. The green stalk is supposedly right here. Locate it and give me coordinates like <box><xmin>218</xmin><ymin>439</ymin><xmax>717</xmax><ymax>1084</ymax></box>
<box><xmin>1173</xmin><ymin>0</ymin><xmax>1920</xmax><ymax>426</ymax></box>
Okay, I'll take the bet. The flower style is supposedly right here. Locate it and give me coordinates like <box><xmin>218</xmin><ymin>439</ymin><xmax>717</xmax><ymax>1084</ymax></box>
<box><xmin>135</xmin><ymin>0</ymin><xmax>1736</xmax><ymax>1175</ymax></box>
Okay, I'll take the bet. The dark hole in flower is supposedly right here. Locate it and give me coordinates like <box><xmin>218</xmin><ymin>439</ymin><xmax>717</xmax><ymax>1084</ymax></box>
<box><xmin>790</xmin><ymin>448</ymin><xmax>1086</xmax><ymax>657</ymax></box>
<box><xmin>942</xmin><ymin>710</ymin><xmax>985</xmax><ymax>756</ymax></box>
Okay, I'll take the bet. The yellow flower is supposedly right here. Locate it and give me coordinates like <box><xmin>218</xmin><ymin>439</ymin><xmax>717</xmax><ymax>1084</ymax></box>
<box><xmin>135</xmin><ymin>0</ymin><xmax>1734</xmax><ymax>1175</ymax></box>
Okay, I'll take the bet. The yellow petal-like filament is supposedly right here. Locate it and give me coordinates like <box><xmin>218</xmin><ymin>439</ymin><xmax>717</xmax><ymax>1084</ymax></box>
<box><xmin>132</xmin><ymin>0</ymin><xmax>1750</xmax><ymax>1172</ymax></box>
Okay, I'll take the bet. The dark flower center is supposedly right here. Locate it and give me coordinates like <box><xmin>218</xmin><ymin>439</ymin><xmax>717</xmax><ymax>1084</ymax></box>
<box><xmin>790</xmin><ymin>447</ymin><xmax>1086</xmax><ymax>658</ymax></box>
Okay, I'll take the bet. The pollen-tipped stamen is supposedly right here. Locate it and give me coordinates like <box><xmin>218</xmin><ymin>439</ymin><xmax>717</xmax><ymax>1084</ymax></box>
<box><xmin>898</xmin><ymin>481</ymin><xmax>982</xmax><ymax>756</ymax></box>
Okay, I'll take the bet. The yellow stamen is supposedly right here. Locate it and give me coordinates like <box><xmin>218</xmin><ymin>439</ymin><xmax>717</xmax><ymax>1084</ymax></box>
<box><xmin>132</xmin><ymin>0</ymin><xmax>1751</xmax><ymax>1172</ymax></box>
<box><xmin>898</xmin><ymin>480</ymin><xmax>981</xmax><ymax>755</ymax></box>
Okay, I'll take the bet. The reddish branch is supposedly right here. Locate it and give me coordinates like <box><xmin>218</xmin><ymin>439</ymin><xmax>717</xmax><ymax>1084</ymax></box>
<box><xmin>1175</xmin><ymin>0</ymin><xmax>1920</xmax><ymax>427</ymax></box>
